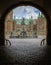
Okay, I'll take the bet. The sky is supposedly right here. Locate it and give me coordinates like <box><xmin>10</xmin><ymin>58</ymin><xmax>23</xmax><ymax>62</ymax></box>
<box><xmin>13</xmin><ymin>6</ymin><xmax>40</xmax><ymax>19</ymax></box>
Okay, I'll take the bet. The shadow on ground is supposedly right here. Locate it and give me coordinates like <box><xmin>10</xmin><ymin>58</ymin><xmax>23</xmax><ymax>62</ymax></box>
<box><xmin>0</xmin><ymin>39</ymin><xmax>51</xmax><ymax>65</ymax></box>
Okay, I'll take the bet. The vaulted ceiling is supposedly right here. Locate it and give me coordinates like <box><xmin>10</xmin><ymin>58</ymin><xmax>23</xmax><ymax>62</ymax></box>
<box><xmin>0</xmin><ymin>0</ymin><xmax>51</xmax><ymax>20</ymax></box>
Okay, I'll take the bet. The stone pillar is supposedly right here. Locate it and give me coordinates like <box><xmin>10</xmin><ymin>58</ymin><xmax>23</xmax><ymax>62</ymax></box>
<box><xmin>0</xmin><ymin>18</ymin><xmax>4</xmax><ymax>46</ymax></box>
<box><xmin>47</xmin><ymin>20</ymin><xmax>51</xmax><ymax>45</ymax></box>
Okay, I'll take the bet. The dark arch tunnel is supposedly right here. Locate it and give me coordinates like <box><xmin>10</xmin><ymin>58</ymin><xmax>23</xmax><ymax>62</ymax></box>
<box><xmin>0</xmin><ymin>1</ymin><xmax>51</xmax><ymax>46</ymax></box>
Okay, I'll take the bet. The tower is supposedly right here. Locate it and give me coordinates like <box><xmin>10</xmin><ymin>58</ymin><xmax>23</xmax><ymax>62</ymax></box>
<box><xmin>20</xmin><ymin>18</ymin><xmax>27</xmax><ymax>38</ymax></box>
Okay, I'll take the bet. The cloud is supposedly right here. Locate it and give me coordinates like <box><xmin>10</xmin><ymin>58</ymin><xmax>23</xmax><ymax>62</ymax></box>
<box><xmin>24</xmin><ymin>12</ymin><xmax>38</xmax><ymax>19</ymax></box>
<box><xmin>24</xmin><ymin>7</ymin><xmax>39</xmax><ymax>19</ymax></box>
<box><xmin>15</xmin><ymin>16</ymin><xmax>18</xmax><ymax>19</ymax></box>
<box><xmin>13</xmin><ymin>6</ymin><xmax>39</xmax><ymax>19</ymax></box>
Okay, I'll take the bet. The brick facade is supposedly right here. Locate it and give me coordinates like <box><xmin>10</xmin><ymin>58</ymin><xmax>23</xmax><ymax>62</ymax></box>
<box><xmin>5</xmin><ymin>11</ymin><xmax>47</xmax><ymax>38</ymax></box>
<box><xmin>37</xmin><ymin>18</ymin><xmax>47</xmax><ymax>35</ymax></box>
<box><xmin>5</xmin><ymin>11</ymin><xmax>13</xmax><ymax>38</ymax></box>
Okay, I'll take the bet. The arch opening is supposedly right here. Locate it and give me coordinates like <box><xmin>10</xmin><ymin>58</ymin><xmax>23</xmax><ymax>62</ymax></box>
<box><xmin>4</xmin><ymin>5</ymin><xmax>47</xmax><ymax>46</ymax></box>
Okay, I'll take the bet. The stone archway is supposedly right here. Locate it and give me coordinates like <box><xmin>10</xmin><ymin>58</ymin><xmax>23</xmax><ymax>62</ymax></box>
<box><xmin>0</xmin><ymin>1</ymin><xmax>50</xmax><ymax>45</ymax></box>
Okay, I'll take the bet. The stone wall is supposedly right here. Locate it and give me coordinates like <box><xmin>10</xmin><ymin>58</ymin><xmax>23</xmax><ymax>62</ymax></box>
<box><xmin>37</xmin><ymin>18</ymin><xmax>47</xmax><ymax>36</ymax></box>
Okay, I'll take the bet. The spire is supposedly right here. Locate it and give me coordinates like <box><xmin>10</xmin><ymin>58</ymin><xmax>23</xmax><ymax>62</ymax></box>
<box><xmin>30</xmin><ymin>16</ymin><xmax>33</xmax><ymax>23</ymax></box>
<box><xmin>38</xmin><ymin>12</ymin><xmax>41</xmax><ymax>18</ymax></box>
<box><xmin>31</xmin><ymin>16</ymin><xmax>33</xmax><ymax>19</ymax></box>
<box><xmin>41</xmin><ymin>13</ymin><xmax>44</xmax><ymax>18</ymax></box>
<box><xmin>14</xmin><ymin>16</ymin><xmax>16</xmax><ymax>20</ymax></box>
<box><xmin>38</xmin><ymin>12</ymin><xmax>44</xmax><ymax>18</ymax></box>
<box><xmin>21</xmin><ymin>18</ymin><xmax>25</xmax><ymax>25</ymax></box>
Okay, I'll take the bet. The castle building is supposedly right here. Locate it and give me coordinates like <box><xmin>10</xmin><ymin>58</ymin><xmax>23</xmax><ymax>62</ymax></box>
<box><xmin>5</xmin><ymin>11</ymin><xmax>47</xmax><ymax>38</ymax></box>
<box><xmin>37</xmin><ymin>12</ymin><xmax>47</xmax><ymax>36</ymax></box>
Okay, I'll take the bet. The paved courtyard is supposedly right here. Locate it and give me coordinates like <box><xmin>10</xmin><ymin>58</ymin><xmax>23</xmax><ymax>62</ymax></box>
<box><xmin>0</xmin><ymin>38</ymin><xmax>51</xmax><ymax>65</ymax></box>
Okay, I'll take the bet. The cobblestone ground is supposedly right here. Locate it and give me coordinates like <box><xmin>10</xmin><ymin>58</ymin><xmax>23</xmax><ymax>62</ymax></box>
<box><xmin>0</xmin><ymin>38</ymin><xmax>51</xmax><ymax>65</ymax></box>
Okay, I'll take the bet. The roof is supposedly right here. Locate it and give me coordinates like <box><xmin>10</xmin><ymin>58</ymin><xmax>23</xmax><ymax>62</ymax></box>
<box><xmin>15</xmin><ymin>19</ymin><xmax>34</xmax><ymax>25</ymax></box>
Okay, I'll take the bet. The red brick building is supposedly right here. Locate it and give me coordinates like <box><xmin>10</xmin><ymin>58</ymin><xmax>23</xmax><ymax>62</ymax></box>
<box><xmin>5</xmin><ymin>11</ymin><xmax>13</xmax><ymax>38</ymax></box>
<box><xmin>5</xmin><ymin>11</ymin><xmax>47</xmax><ymax>38</ymax></box>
